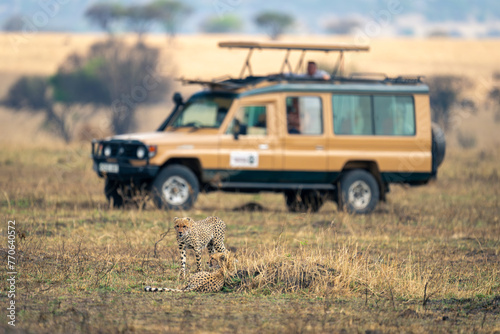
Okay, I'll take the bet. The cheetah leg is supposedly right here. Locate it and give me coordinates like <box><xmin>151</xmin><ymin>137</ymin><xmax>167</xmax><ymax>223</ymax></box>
<box><xmin>195</xmin><ymin>249</ymin><xmax>202</xmax><ymax>272</ymax></box>
<box><xmin>179</xmin><ymin>245</ymin><xmax>187</xmax><ymax>279</ymax></box>
<box><xmin>214</xmin><ymin>242</ymin><xmax>227</xmax><ymax>254</ymax></box>
<box><xmin>207</xmin><ymin>241</ymin><xmax>215</xmax><ymax>254</ymax></box>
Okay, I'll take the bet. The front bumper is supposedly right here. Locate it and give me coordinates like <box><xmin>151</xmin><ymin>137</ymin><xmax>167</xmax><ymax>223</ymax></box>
<box><xmin>92</xmin><ymin>139</ymin><xmax>160</xmax><ymax>183</ymax></box>
<box><xmin>92</xmin><ymin>160</ymin><xmax>159</xmax><ymax>182</ymax></box>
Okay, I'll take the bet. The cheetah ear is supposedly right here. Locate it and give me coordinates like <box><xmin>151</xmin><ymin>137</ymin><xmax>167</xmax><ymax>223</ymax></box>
<box><xmin>173</xmin><ymin>217</ymin><xmax>179</xmax><ymax>223</ymax></box>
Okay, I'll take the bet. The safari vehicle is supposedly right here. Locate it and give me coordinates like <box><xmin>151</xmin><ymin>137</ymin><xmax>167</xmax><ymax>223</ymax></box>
<box><xmin>91</xmin><ymin>41</ymin><xmax>445</xmax><ymax>214</ymax></box>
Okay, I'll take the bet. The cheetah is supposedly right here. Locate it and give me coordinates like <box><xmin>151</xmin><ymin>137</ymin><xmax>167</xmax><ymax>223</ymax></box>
<box><xmin>144</xmin><ymin>252</ymin><xmax>235</xmax><ymax>293</ymax></box>
<box><xmin>173</xmin><ymin>216</ymin><xmax>227</xmax><ymax>279</ymax></box>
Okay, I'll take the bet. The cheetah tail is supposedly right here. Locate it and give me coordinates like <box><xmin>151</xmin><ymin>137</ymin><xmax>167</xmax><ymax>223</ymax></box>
<box><xmin>144</xmin><ymin>286</ymin><xmax>184</xmax><ymax>292</ymax></box>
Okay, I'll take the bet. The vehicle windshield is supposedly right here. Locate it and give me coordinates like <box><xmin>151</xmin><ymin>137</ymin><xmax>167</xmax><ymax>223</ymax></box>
<box><xmin>167</xmin><ymin>94</ymin><xmax>235</xmax><ymax>129</ymax></box>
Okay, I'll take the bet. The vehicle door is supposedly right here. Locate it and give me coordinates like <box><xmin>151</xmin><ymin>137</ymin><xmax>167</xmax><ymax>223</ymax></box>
<box><xmin>281</xmin><ymin>94</ymin><xmax>329</xmax><ymax>183</ymax></box>
<box><xmin>218</xmin><ymin>96</ymin><xmax>279</xmax><ymax>183</ymax></box>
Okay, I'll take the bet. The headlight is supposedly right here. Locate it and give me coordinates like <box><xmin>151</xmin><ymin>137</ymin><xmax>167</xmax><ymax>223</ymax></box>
<box><xmin>136</xmin><ymin>146</ymin><xmax>146</xmax><ymax>159</ymax></box>
<box><xmin>103</xmin><ymin>146</ymin><xmax>112</xmax><ymax>157</ymax></box>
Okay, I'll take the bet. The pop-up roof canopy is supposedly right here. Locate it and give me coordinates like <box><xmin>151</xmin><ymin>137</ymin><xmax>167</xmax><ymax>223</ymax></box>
<box><xmin>218</xmin><ymin>41</ymin><xmax>370</xmax><ymax>78</ymax></box>
<box><xmin>178</xmin><ymin>41</ymin><xmax>422</xmax><ymax>90</ymax></box>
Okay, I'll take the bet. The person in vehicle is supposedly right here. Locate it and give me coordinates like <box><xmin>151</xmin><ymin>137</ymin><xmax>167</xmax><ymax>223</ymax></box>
<box><xmin>287</xmin><ymin>98</ymin><xmax>301</xmax><ymax>134</ymax></box>
<box><xmin>305</xmin><ymin>61</ymin><xmax>330</xmax><ymax>80</ymax></box>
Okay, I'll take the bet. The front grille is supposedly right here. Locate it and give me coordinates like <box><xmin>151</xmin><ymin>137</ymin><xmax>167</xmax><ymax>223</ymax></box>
<box><xmin>101</xmin><ymin>142</ymin><xmax>143</xmax><ymax>159</ymax></box>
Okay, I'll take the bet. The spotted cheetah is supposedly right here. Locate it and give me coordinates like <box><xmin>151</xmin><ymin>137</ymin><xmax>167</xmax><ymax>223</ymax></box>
<box><xmin>173</xmin><ymin>216</ymin><xmax>227</xmax><ymax>279</ymax></box>
<box><xmin>144</xmin><ymin>252</ymin><xmax>235</xmax><ymax>293</ymax></box>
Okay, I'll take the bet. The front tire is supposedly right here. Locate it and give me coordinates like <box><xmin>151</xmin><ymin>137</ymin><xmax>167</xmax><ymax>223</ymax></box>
<box><xmin>104</xmin><ymin>179</ymin><xmax>124</xmax><ymax>208</ymax></box>
<box><xmin>152</xmin><ymin>165</ymin><xmax>199</xmax><ymax>210</ymax></box>
<box><xmin>338</xmin><ymin>170</ymin><xmax>379</xmax><ymax>214</ymax></box>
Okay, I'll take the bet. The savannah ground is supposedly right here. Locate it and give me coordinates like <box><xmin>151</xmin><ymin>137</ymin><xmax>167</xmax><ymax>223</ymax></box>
<box><xmin>0</xmin><ymin>146</ymin><xmax>499</xmax><ymax>333</ymax></box>
<box><xmin>0</xmin><ymin>34</ymin><xmax>499</xmax><ymax>333</ymax></box>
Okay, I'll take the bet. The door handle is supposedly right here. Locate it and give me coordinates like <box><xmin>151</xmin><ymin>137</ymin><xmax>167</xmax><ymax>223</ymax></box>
<box><xmin>316</xmin><ymin>145</ymin><xmax>324</xmax><ymax>150</ymax></box>
<box><xmin>259</xmin><ymin>144</ymin><xmax>269</xmax><ymax>150</ymax></box>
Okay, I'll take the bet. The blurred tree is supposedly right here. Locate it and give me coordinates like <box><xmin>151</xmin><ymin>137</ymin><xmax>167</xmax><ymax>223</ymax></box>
<box><xmin>2</xmin><ymin>15</ymin><xmax>25</xmax><ymax>32</ymax></box>
<box><xmin>427</xmin><ymin>29</ymin><xmax>451</xmax><ymax>38</ymax></box>
<box><xmin>51</xmin><ymin>40</ymin><xmax>170</xmax><ymax>135</ymax></box>
<box><xmin>427</xmin><ymin>75</ymin><xmax>475</xmax><ymax>131</ymax></box>
<box><xmin>3</xmin><ymin>41</ymin><xmax>171</xmax><ymax>142</ymax></box>
<box><xmin>254</xmin><ymin>11</ymin><xmax>294</xmax><ymax>40</ymax></box>
<box><xmin>151</xmin><ymin>0</ymin><xmax>193</xmax><ymax>37</ymax></box>
<box><xmin>123</xmin><ymin>4</ymin><xmax>159</xmax><ymax>41</ymax></box>
<box><xmin>200</xmin><ymin>14</ymin><xmax>243</xmax><ymax>33</ymax></box>
<box><xmin>84</xmin><ymin>3</ymin><xmax>124</xmax><ymax>34</ymax></box>
<box><xmin>3</xmin><ymin>76</ymin><xmax>72</xmax><ymax>142</ymax></box>
<box><xmin>324</xmin><ymin>18</ymin><xmax>361</xmax><ymax>35</ymax></box>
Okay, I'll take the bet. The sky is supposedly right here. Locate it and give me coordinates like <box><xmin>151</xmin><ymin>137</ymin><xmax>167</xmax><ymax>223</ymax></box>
<box><xmin>1</xmin><ymin>0</ymin><xmax>500</xmax><ymax>37</ymax></box>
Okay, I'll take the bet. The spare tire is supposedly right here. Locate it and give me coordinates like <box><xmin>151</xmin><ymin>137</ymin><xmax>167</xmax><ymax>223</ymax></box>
<box><xmin>431</xmin><ymin>123</ymin><xmax>446</xmax><ymax>172</ymax></box>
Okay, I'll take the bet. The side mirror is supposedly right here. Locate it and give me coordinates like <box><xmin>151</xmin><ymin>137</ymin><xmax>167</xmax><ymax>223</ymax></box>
<box><xmin>173</xmin><ymin>92</ymin><xmax>183</xmax><ymax>105</ymax></box>
<box><xmin>232</xmin><ymin>119</ymin><xmax>240</xmax><ymax>140</ymax></box>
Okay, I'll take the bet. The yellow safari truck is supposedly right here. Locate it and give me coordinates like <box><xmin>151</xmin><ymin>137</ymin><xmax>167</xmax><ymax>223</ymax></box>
<box><xmin>91</xmin><ymin>41</ymin><xmax>446</xmax><ymax>214</ymax></box>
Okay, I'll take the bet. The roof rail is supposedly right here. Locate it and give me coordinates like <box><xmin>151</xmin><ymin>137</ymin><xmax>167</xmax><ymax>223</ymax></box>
<box><xmin>178</xmin><ymin>73</ymin><xmax>426</xmax><ymax>91</ymax></box>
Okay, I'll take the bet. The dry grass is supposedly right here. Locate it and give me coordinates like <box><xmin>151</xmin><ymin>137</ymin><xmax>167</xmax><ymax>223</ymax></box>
<box><xmin>2</xmin><ymin>33</ymin><xmax>500</xmax><ymax>79</ymax></box>
<box><xmin>0</xmin><ymin>144</ymin><xmax>499</xmax><ymax>333</ymax></box>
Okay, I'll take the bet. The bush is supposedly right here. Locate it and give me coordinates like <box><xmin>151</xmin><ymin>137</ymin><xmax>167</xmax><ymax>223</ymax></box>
<box><xmin>426</xmin><ymin>75</ymin><xmax>474</xmax><ymax>131</ymax></box>
<box><xmin>4</xmin><ymin>76</ymin><xmax>49</xmax><ymax>110</ymax></box>
<box><xmin>456</xmin><ymin>130</ymin><xmax>477</xmax><ymax>149</ymax></box>
<box><xmin>489</xmin><ymin>86</ymin><xmax>500</xmax><ymax>123</ymax></box>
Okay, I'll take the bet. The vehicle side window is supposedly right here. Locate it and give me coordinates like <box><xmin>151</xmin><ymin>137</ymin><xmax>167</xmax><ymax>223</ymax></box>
<box><xmin>332</xmin><ymin>94</ymin><xmax>416</xmax><ymax>136</ymax></box>
<box><xmin>332</xmin><ymin>95</ymin><xmax>372</xmax><ymax>135</ymax></box>
<box><xmin>374</xmin><ymin>96</ymin><xmax>415</xmax><ymax>136</ymax></box>
<box><xmin>226</xmin><ymin>106</ymin><xmax>267</xmax><ymax>136</ymax></box>
<box><xmin>286</xmin><ymin>96</ymin><xmax>323</xmax><ymax>135</ymax></box>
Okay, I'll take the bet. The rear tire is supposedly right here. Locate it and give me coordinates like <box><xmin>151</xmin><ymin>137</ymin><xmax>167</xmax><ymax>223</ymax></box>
<box><xmin>338</xmin><ymin>170</ymin><xmax>379</xmax><ymax>214</ymax></box>
<box><xmin>431</xmin><ymin>123</ymin><xmax>446</xmax><ymax>172</ymax></box>
<box><xmin>152</xmin><ymin>165</ymin><xmax>199</xmax><ymax>210</ymax></box>
<box><xmin>284</xmin><ymin>190</ymin><xmax>324</xmax><ymax>213</ymax></box>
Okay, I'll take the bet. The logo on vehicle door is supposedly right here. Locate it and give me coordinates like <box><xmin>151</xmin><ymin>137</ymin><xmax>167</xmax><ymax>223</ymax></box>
<box><xmin>230</xmin><ymin>151</ymin><xmax>259</xmax><ymax>168</ymax></box>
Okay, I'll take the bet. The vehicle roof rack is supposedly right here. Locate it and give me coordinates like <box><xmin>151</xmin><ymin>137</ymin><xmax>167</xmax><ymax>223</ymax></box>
<box><xmin>178</xmin><ymin>76</ymin><xmax>270</xmax><ymax>90</ymax></box>
<box><xmin>341</xmin><ymin>73</ymin><xmax>425</xmax><ymax>84</ymax></box>
<box><xmin>178</xmin><ymin>73</ymin><xmax>425</xmax><ymax>92</ymax></box>
<box><xmin>219</xmin><ymin>41</ymin><xmax>370</xmax><ymax>78</ymax></box>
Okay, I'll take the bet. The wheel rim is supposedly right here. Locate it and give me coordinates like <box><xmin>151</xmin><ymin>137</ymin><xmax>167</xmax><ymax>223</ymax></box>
<box><xmin>347</xmin><ymin>180</ymin><xmax>371</xmax><ymax>210</ymax></box>
<box><xmin>162</xmin><ymin>176</ymin><xmax>190</xmax><ymax>206</ymax></box>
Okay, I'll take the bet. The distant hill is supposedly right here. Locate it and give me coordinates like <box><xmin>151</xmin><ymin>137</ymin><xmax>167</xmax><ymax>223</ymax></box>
<box><xmin>2</xmin><ymin>0</ymin><xmax>500</xmax><ymax>34</ymax></box>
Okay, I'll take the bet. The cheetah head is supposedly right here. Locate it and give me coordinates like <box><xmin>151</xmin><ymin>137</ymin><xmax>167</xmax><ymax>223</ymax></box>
<box><xmin>173</xmin><ymin>217</ymin><xmax>194</xmax><ymax>238</ymax></box>
<box><xmin>208</xmin><ymin>252</ymin><xmax>237</xmax><ymax>275</ymax></box>
<box><xmin>208</xmin><ymin>252</ymin><xmax>225</xmax><ymax>270</ymax></box>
